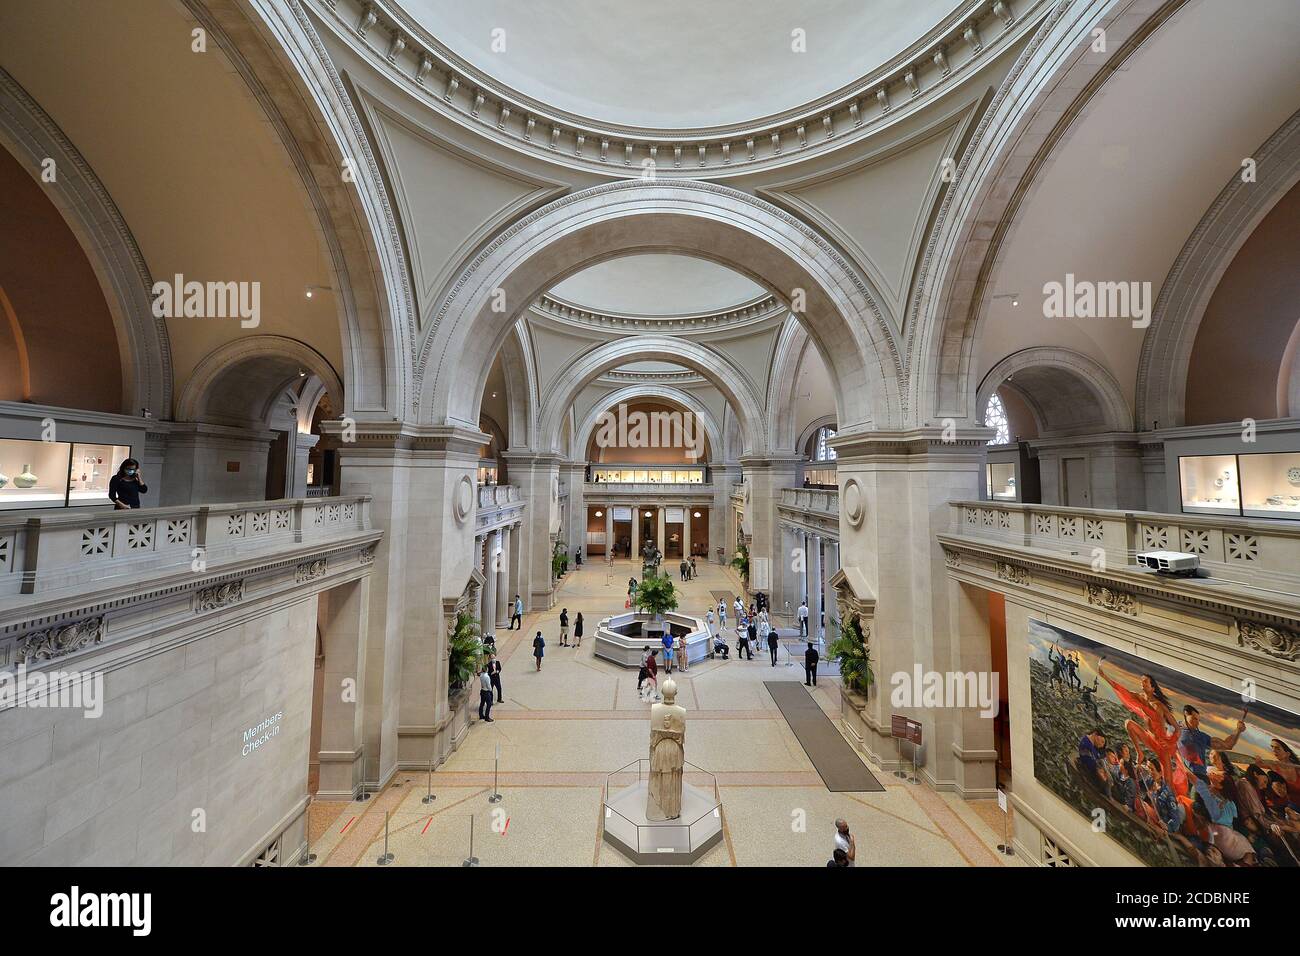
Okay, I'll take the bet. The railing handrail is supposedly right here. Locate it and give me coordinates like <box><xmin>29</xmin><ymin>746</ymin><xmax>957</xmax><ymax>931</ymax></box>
<box><xmin>950</xmin><ymin>499</ymin><xmax>1300</xmax><ymax>538</ymax></box>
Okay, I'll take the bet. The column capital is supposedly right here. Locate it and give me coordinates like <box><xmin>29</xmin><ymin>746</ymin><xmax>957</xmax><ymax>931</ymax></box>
<box><xmin>830</xmin><ymin>426</ymin><xmax>995</xmax><ymax>461</ymax></box>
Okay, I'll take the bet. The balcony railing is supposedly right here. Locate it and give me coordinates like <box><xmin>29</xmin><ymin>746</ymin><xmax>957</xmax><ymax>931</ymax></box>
<box><xmin>478</xmin><ymin>484</ymin><xmax>521</xmax><ymax>508</ymax></box>
<box><xmin>947</xmin><ymin>500</ymin><xmax>1300</xmax><ymax>592</ymax></box>
<box><xmin>0</xmin><ymin>495</ymin><xmax>373</xmax><ymax>597</ymax></box>
<box><xmin>780</xmin><ymin>487</ymin><xmax>839</xmax><ymax>515</ymax></box>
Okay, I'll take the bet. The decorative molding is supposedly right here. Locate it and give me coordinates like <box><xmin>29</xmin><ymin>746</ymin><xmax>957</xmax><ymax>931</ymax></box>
<box><xmin>1085</xmin><ymin>583</ymin><xmax>1139</xmax><ymax>617</ymax></box>
<box><xmin>295</xmin><ymin>558</ymin><xmax>328</xmax><ymax>583</ymax></box>
<box><xmin>842</xmin><ymin>478</ymin><xmax>866</xmax><ymax>528</ymax></box>
<box><xmin>1237</xmin><ymin>620</ymin><xmax>1300</xmax><ymax>661</ymax></box>
<box><xmin>453</xmin><ymin>473</ymin><xmax>475</xmax><ymax>524</ymax></box>
<box><xmin>316</xmin><ymin>0</ymin><xmax>1046</xmax><ymax>177</ymax></box>
<box><xmin>194</xmin><ymin>579</ymin><xmax>246</xmax><ymax>612</ymax></box>
<box><xmin>534</xmin><ymin>291</ymin><xmax>784</xmax><ymax>334</ymax></box>
<box><xmin>15</xmin><ymin>615</ymin><xmax>107</xmax><ymax>664</ymax></box>
<box><xmin>943</xmin><ymin>548</ymin><xmax>961</xmax><ymax>568</ymax></box>
<box><xmin>995</xmin><ymin>561</ymin><xmax>1029</xmax><ymax>586</ymax></box>
<box><xmin>359</xmin><ymin>544</ymin><xmax>377</xmax><ymax>564</ymax></box>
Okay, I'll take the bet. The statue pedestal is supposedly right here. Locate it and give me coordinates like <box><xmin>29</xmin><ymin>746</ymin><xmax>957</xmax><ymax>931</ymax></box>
<box><xmin>602</xmin><ymin>779</ymin><xmax>723</xmax><ymax>865</ymax></box>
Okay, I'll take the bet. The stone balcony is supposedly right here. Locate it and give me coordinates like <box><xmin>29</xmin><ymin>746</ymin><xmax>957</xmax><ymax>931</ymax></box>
<box><xmin>0</xmin><ymin>495</ymin><xmax>381</xmax><ymax>671</ymax></box>
<box><xmin>939</xmin><ymin>500</ymin><xmax>1300</xmax><ymax>620</ymax></box>
<box><xmin>476</xmin><ymin>484</ymin><xmax>525</xmax><ymax>534</ymax></box>
<box><xmin>583</xmin><ymin>481</ymin><xmax>712</xmax><ymax>500</ymax></box>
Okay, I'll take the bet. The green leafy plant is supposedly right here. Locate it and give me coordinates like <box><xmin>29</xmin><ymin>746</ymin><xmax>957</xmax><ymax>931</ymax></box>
<box><xmin>729</xmin><ymin>543</ymin><xmax>749</xmax><ymax>583</ymax></box>
<box><xmin>447</xmin><ymin>610</ymin><xmax>485</xmax><ymax>691</ymax></box>
<box><xmin>551</xmin><ymin>541</ymin><xmax>569</xmax><ymax>580</ymax></box>
<box><xmin>828</xmin><ymin>614</ymin><xmax>873</xmax><ymax>694</ymax></box>
<box><xmin>634</xmin><ymin>570</ymin><xmax>679</xmax><ymax>618</ymax></box>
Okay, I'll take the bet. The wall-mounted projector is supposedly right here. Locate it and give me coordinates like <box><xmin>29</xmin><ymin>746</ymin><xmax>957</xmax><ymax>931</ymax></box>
<box><xmin>1136</xmin><ymin>550</ymin><xmax>1200</xmax><ymax>575</ymax></box>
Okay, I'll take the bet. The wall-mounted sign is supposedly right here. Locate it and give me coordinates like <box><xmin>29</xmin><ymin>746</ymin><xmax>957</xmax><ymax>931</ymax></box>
<box><xmin>612</xmin><ymin>506</ymin><xmax>632</xmax><ymax>521</ymax></box>
<box><xmin>665</xmin><ymin>507</ymin><xmax>684</xmax><ymax>523</ymax></box>
<box><xmin>241</xmin><ymin>711</ymin><xmax>283</xmax><ymax>757</ymax></box>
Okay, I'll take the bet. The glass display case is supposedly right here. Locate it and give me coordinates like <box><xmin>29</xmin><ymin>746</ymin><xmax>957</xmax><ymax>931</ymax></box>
<box><xmin>987</xmin><ymin>462</ymin><xmax>1018</xmax><ymax>501</ymax></box>
<box><xmin>590</xmin><ymin>466</ymin><xmax>704</xmax><ymax>484</ymax></box>
<box><xmin>0</xmin><ymin>437</ymin><xmax>133</xmax><ymax>510</ymax></box>
<box><xmin>0</xmin><ymin>438</ymin><xmax>74</xmax><ymax>510</ymax></box>
<box><xmin>1239</xmin><ymin>451</ymin><xmax>1300</xmax><ymax>519</ymax></box>
<box><xmin>67</xmin><ymin>442</ymin><xmax>132</xmax><ymax>506</ymax></box>
<box><xmin>1178</xmin><ymin>454</ymin><xmax>1241</xmax><ymax>516</ymax></box>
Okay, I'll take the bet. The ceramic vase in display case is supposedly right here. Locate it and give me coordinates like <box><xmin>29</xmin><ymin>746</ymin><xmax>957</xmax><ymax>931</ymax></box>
<box><xmin>14</xmin><ymin>465</ymin><xmax>37</xmax><ymax>489</ymax></box>
<box><xmin>0</xmin><ymin>470</ymin><xmax>8</xmax><ymax>489</ymax></box>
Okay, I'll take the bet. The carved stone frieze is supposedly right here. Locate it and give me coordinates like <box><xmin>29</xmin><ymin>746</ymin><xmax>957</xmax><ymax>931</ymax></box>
<box><xmin>1237</xmin><ymin>621</ymin><xmax>1300</xmax><ymax>661</ymax></box>
<box><xmin>296</xmin><ymin>558</ymin><xmax>328</xmax><ymax>583</ymax></box>
<box><xmin>995</xmin><ymin>561</ymin><xmax>1029</xmax><ymax>585</ymax></box>
<box><xmin>194</xmin><ymin>579</ymin><xmax>245</xmax><ymax>612</ymax></box>
<box><xmin>15</xmin><ymin>616</ymin><xmax>107</xmax><ymax>664</ymax></box>
<box><xmin>1085</xmin><ymin>583</ymin><xmax>1139</xmax><ymax>616</ymax></box>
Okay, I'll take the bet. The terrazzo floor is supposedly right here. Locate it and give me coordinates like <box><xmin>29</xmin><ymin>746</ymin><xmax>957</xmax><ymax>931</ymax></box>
<box><xmin>305</xmin><ymin>559</ymin><xmax>1022</xmax><ymax>867</ymax></box>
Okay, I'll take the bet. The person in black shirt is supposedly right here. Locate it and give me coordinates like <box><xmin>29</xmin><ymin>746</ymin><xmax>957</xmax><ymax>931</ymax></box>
<box><xmin>108</xmin><ymin>459</ymin><xmax>148</xmax><ymax>509</ymax></box>
<box><xmin>487</xmin><ymin>653</ymin><xmax>503</xmax><ymax>703</ymax></box>
<box><xmin>805</xmin><ymin>642</ymin><xmax>820</xmax><ymax>686</ymax></box>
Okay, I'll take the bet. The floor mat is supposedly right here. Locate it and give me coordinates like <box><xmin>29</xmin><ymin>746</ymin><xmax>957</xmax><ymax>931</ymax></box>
<box><xmin>764</xmin><ymin>681</ymin><xmax>884</xmax><ymax>792</ymax></box>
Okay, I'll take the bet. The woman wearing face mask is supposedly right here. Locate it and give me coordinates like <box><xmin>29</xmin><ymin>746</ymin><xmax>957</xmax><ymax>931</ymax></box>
<box><xmin>108</xmin><ymin>458</ymin><xmax>148</xmax><ymax>509</ymax></box>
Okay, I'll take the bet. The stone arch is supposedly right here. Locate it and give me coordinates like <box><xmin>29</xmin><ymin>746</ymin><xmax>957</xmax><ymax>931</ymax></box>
<box><xmin>497</xmin><ymin>322</ymin><xmax>538</xmax><ymax>449</ymax></box>
<box><xmin>768</xmin><ymin>319</ymin><xmax>811</xmax><ymax>454</ymax></box>
<box><xmin>536</xmin><ymin>337</ymin><xmax>767</xmax><ymax>457</ymax></box>
<box><xmin>907</xmin><ymin>0</ymin><xmax>1178</xmax><ymax>425</ymax></box>
<box><xmin>1135</xmin><ymin>110</ymin><xmax>1300</xmax><ymax>430</ymax></box>
<box><xmin>176</xmin><ymin>335</ymin><xmax>344</xmax><ymax>428</ymax></box>
<box><xmin>574</xmin><ymin>384</ymin><xmax>725</xmax><ymax>465</ymax></box>
<box><xmin>797</xmin><ymin>414</ymin><xmax>840</xmax><ymax>461</ymax></box>
<box><xmin>191</xmin><ymin>0</ymin><xmax>415</xmax><ymax>421</ymax></box>
<box><xmin>0</xmin><ymin>66</ymin><xmax>172</xmax><ymax>417</ymax></box>
<box><xmin>976</xmin><ymin>348</ymin><xmax>1131</xmax><ymax>438</ymax></box>
<box><xmin>417</xmin><ymin>180</ymin><xmax>900</xmax><ymax>437</ymax></box>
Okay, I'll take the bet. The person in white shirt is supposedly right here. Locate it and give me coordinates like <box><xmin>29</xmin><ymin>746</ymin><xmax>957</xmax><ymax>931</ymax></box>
<box><xmin>705</xmin><ymin>609</ymin><xmax>716</xmax><ymax>658</ymax></box>
<box><xmin>759</xmin><ymin>618</ymin><xmax>777</xmax><ymax>666</ymax></box>
<box><xmin>798</xmin><ymin>600</ymin><xmax>809</xmax><ymax>637</ymax></box>
<box><xmin>833</xmin><ymin>819</ymin><xmax>856</xmax><ymax>867</ymax></box>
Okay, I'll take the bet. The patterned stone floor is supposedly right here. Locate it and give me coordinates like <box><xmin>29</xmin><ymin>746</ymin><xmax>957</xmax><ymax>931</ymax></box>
<box><xmin>305</xmin><ymin>559</ymin><xmax>1022</xmax><ymax>867</ymax></box>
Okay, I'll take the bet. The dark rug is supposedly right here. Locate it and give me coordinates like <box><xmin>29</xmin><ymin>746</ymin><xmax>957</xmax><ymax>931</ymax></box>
<box><xmin>765</xmin><ymin>682</ymin><xmax>884</xmax><ymax>792</ymax></box>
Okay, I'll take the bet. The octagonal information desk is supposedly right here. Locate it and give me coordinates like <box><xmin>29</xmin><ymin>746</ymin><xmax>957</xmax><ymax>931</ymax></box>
<box><xmin>593</xmin><ymin>610</ymin><xmax>711</xmax><ymax>667</ymax></box>
<box><xmin>601</xmin><ymin>759</ymin><xmax>724</xmax><ymax>865</ymax></box>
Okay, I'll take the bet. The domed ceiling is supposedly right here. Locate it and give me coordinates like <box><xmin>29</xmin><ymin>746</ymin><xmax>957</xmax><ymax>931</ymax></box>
<box><xmin>547</xmin><ymin>254</ymin><xmax>767</xmax><ymax>316</ymax></box>
<box><xmin>400</xmin><ymin>0</ymin><xmax>961</xmax><ymax>129</ymax></box>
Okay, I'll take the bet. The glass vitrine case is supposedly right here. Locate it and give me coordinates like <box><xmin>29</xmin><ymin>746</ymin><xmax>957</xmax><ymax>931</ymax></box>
<box><xmin>1178</xmin><ymin>454</ymin><xmax>1241</xmax><ymax>516</ymax></box>
<box><xmin>986</xmin><ymin>462</ymin><xmax>1018</xmax><ymax>501</ymax></box>
<box><xmin>1238</xmin><ymin>451</ymin><xmax>1300</xmax><ymax>519</ymax></box>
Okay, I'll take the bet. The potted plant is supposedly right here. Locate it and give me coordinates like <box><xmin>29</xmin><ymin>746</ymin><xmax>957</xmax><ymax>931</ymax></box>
<box><xmin>729</xmin><ymin>543</ymin><xmax>750</xmax><ymax>587</ymax></box>
<box><xmin>828</xmin><ymin>614</ymin><xmax>873</xmax><ymax>696</ymax></box>
<box><xmin>551</xmin><ymin>541</ymin><xmax>569</xmax><ymax>581</ymax></box>
<box><xmin>447</xmin><ymin>610</ymin><xmax>485</xmax><ymax>691</ymax></box>
<box><xmin>634</xmin><ymin>570</ymin><xmax>679</xmax><ymax>635</ymax></box>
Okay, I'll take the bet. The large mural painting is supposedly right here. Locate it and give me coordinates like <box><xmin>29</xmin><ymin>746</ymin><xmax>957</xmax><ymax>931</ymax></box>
<box><xmin>1028</xmin><ymin>619</ymin><xmax>1300</xmax><ymax>866</ymax></box>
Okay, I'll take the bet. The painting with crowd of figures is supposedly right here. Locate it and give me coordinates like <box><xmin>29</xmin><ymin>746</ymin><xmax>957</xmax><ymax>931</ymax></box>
<box><xmin>1027</xmin><ymin>618</ymin><xmax>1300</xmax><ymax>866</ymax></box>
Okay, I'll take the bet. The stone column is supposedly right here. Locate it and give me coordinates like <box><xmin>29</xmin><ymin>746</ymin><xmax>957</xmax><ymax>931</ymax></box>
<box><xmin>657</xmin><ymin>507</ymin><xmax>666</xmax><ymax>555</ymax></box>
<box><xmin>711</xmin><ymin>464</ymin><xmax>740</xmax><ymax>563</ymax></box>
<box><xmin>823</xmin><ymin>539</ymin><xmax>840</xmax><ymax>634</ymax></box>
<box><xmin>481</xmin><ymin>532</ymin><xmax>499</xmax><ymax>636</ymax></box>
<box><xmin>326</xmin><ymin>421</ymin><xmax>486</xmax><ymax>776</ymax></box>
<box><xmin>502</xmin><ymin>452</ymin><xmax>561</xmax><ymax>610</ymax></box>
<box><xmin>564</xmin><ymin>461</ymin><xmax>587</xmax><ymax>556</ymax></box>
<box><xmin>948</xmin><ymin>578</ymin><xmax>998</xmax><ymax>799</ymax></box>
<box><xmin>604</xmin><ymin>506</ymin><xmax>614</xmax><ymax>560</ymax></box>
<box><xmin>632</xmin><ymin>506</ymin><xmax>641</xmax><ymax>559</ymax></box>
<box><xmin>287</xmin><ymin>432</ymin><xmax>320</xmax><ymax>499</ymax></box>
<box><xmin>497</xmin><ymin>526</ymin><xmax>512</xmax><ymax>628</ymax></box>
<box><xmin>832</xmin><ymin>427</ymin><xmax>990</xmax><ymax>784</ymax></box>
<box><xmin>682</xmin><ymin>507</ymin><xmax>692</xmax><ymax>559</ymax></box>
<box><xmin>808</xmin><ymin>533</ymin><xmax>823</xmax><ymax>642</ymax></box>
<box><xmin>738</xmin><ymin>457</ymin><xmax>800</xmax><ymax>597</ymax></box>
<box><xmin>315</xmin><ymin>576</ymin><xmax>370</xmax><ymax>800</ymax></box>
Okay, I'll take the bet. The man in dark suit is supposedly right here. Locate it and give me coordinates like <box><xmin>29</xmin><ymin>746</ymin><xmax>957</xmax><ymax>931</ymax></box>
<box><xmin>804</xmin><ymin>642</ymin><xmax>820</xmax><ymax>686</ymax></box>
<box><xmin>487</xmin><ymin>653</ymin><xmax>503</xmax><ymax>703</ymax></box>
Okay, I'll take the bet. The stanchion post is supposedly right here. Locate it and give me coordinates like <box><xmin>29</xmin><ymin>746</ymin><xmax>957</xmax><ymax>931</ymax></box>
<box><xmin>422</xmin><ymin>754</ymin><xmax>436</xmax><ymax>805</ymax></box>
<box><xmin>376</xmin><ymin>810</ymin><xmax>394</xmax><ymax>865</ymax></box>
<box><xmin>298</xmin><ymin>795</ymin><xmax>318</xmax><ymax>865</ymax></box>
<box><xmin>489</xmin><ymin>742</ymin><xmax>503</xmax><ymax>804</ymax></box>
<box><xmin>996</xmin><ymin>786</ymin><xmax>1015</xmax><ymax>855</ymax></box>
<box><xmin>462</xmin><ymin>815</ymin><xmax>480</xmax><ymax>866</ymax></box>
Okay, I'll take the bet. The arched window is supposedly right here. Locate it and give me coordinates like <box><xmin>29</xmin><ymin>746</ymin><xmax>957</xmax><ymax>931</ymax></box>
<box><xmin>984</xmin><ymin>393</ymin><xmax>1010</xmax><ymax>446</ymax></box>
<box><xmin>814</xmin><ymin>425</ymin><xmax>838</xmax><ymax>461</ymax></box>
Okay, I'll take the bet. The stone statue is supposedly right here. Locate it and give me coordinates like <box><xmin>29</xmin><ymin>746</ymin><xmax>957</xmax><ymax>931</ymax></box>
<box><xmin>647</xmin><ymin>678</ymin><xmax>686</xmax><ymax>820</ymax></box>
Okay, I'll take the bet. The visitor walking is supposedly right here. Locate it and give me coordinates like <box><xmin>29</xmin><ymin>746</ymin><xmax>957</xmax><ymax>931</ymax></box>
<box><xmin>532</xmin><ymin>630</ymin><xmax>545</xmax><ymax>671</ymax></box>
<box><xmin>643</xmin><ymin>649</ymin><xmax>659</xmax><ymax>701</ymax></box>
<box><xmin>833</xmin><ymin>820</ymin><xmax>856</xmax><ymax>866</ymax></box>
<box><xmin>575</xmin><ymin>548</ymin><xmax>582</xmax><ymax>568</ymax></box>
<box><xmin>477</xmin><ymin>668</ymin><xmax>494</xmax><ymax>722</ymax></box>
<box><xmin>689</xmin><ymin>556</ymin><xmax>697</xmax><ymax>579</ymax></box>
<box><xmin>705</xmin><ymin>608</ymin><xmax>716</xmax><ymax>657</ymax></box>
<box><xmin>510</xmin><ymin>594</ymin><xmax>523</xmax><ymax>630</ymax></box>
<box><xmin>488</xmin><ymin>653</ymin><xmax>504</xmax><ymax>702</ymax></box>
<box><xmin>763</xmin><ymin>618</ymin><xmax>777</xmax><ymax>666</ymax></box>
<box><xmin>662</xmin><ymin>630</ymin><xmax>675</xmax><ymax>674</ymax></box>
<box><xmin>573</xmin><ymin>611</ymin><xmax>584</xmax><ymax>648</ymax></box>
<box><xmin>675</xmin><ymin>631</ymin><xmax>687</xmax><ymax>672</ymax></box>
<box><xmin>733</xmin><ymin>596</ymin><xmax>744</xmax><ymax>623</ymax></box>
<box><xmin>559</xmin><ymin>607</ymin><xmax>570</xmax><ymax>646</ymax></box>
<box><xmin>747</xmin><ymin>619</ymin><xmax>758</xmax><ymax>662</ymax></box>
<box><xmin>679</xmin><ymin>559</ymin><xmax>689</xmax><ymax>582</ymax></box>
<box><xmin>737</xmin><ymin>622</ymin><xmax>753</xmax><ymax>660</ymax></box>
<box><xmin>718</xmin><ymin>601</ymin><xmax>727</xmax><ymax>630</ymax></box>
<box><xmin>804</xmin><ymin>642</ymin><xmax>819</xmax><ymax>687</ymax></box>
<box><xmin>798</xmin><ymin>600</ymin><xmax>809</xmax><ymax>637</ymax></box>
